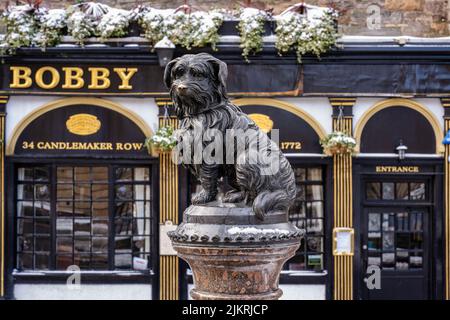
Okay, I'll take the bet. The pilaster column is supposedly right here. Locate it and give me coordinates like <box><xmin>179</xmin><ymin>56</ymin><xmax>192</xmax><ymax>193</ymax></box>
<box><xmin>156</xmin><ymin>98</ymin><xmax>179</xmax><ymax>300</ymax></box>
<box><xmin>0</xmin><ymin>96</ymin><xmax>8</xmax><ymax>298</ymax></box>
<box><xmin>442</xmin><ymin>98</ymin><xmax>450</xmax><ymax>300</ymax></box>
<box><xmin>330</xmin><ymin>97</ymin><xmax>356</xmax><ymax>300</ymax></box>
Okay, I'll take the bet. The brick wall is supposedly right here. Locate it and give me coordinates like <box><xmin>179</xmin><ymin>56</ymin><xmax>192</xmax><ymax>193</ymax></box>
<box><xmin>4</xmin><ymin>0</ymin><xmax>450</xmax><ymax>37</ymax></box>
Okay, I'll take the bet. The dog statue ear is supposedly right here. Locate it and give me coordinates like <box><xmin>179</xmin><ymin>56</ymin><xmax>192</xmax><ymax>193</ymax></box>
<box><xmin>163</xmin><ymin>57</ymin><xmax>181</xmax><ymax>89</ymax></box>
<box><xmin>209</xmin><ymin>57</ymin><xmax>228</xmax><ymax>88</ymax></box>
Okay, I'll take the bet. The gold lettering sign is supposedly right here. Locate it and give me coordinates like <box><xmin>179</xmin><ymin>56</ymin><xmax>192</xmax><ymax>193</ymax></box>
<box><xmin>66</xmin><ymin>114</ymin><xmax>101</xmax><ymax>136</ymax></box>
<box><xmin>248</xmin><ymin>113</ymin><xmax>274</xmax><ymax>133</ymax></box>
<box><xmin>9</xmin><ymin>66</ymin><xmax>138</xmax><ymax>90</ymax></box>
<box><xmin>375</xmin><ymin>166</ymin><xmax>420</xmax><ymax>173</ymax></box>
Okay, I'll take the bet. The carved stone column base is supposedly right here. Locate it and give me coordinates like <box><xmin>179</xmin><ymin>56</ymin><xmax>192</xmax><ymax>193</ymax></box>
<box><xmin>168</xmin><ymin>204</ymin><xmax>303</xmax><ymax>300</ymax></box>
<box><xmin>174</xmin><ymin>243</ymin><xmax>299</xmax><ymax>300</ymax></box>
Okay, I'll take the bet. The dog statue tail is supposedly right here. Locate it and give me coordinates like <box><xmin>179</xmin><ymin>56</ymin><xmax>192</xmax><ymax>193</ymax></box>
<box><xmin>253</xmin><ymin>187</ymin><xmax>297</xmax><ymax>221</ymax></box>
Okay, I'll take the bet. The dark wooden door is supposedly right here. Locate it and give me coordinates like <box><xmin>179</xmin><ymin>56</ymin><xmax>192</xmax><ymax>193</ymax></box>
<box><xmin>361</xmin><ymin>179</ymin><xmax>431</xmax><ymax>300</ymax></box>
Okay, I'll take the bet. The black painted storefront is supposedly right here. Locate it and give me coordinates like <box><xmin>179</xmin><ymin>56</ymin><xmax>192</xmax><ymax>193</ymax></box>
<box><xmin>0</xmin><ymin>40</ymin><xmax>449</xmax><ymax>300</ymax></box>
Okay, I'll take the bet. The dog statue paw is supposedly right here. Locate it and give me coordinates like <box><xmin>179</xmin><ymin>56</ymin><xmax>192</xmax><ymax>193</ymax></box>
<box><xmin>191</xmin><ymin>189</ymin><xmax>217</xmax><ymax>205</ymax></box>
<box><xmin>164</xmin><ymin>53</ymin><xmax>296</xmax><ymax>220</ymax></box>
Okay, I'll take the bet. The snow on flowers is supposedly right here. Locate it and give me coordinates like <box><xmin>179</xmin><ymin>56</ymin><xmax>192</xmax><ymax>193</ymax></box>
<box><xmin>1</xmin><ymin>2</ymin><xmax>338</xmax><ymax>61</ymax></box>
<box><xmin>145</xmin><ymin>125</ymin><xmax>177</xmax><ymax>153</ymax></box>
<box><xmin>320</xmin><ymin>131</ymin><xmax>357</xmax><ymax>155</ymax></box>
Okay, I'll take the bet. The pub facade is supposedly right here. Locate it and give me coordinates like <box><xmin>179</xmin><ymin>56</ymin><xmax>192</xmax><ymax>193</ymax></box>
<box><xmin>0</xmin><ymin>35</ymin><xmax>449</xmax><ymax>300</ymax></box>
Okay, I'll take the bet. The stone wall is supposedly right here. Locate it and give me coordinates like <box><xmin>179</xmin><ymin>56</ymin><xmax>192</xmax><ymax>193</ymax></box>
<box><xmin>4</xmin><ymin>0</ymin><xmax>450</xmax><ymax>36</ymax></box>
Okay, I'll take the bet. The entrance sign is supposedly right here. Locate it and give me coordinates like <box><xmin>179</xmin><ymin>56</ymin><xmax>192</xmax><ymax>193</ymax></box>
<box><xmin>375</xmin><ymin>166</ymin><xmax>420</xmax><ymax>173</ymax></box>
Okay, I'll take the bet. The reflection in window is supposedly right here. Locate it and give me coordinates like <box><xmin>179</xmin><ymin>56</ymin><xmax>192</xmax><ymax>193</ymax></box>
<box><xmin>287</xmin><ymin>167</ymin><xmax>324</xmax><ymax>271</ymax></box>
<box><xmin>367</xmin><ymin>210</ymin><xmax>425</xmax><ymax>271</ymax></box>
<box><xmin>366</xmin><ymin>181</ymin><xmax>427</xmax><ymax>201</ymax></box>
<box><xmin>16</xmin><ymin>165</ymin><xmax>153</xmax><ymax>272</ymax></box>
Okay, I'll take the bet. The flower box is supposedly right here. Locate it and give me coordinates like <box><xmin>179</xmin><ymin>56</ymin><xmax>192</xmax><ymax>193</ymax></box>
<box><xmin>218</xmin><ymin>19</ymin><xmax>275</xmax><ymax>37</ymax></box>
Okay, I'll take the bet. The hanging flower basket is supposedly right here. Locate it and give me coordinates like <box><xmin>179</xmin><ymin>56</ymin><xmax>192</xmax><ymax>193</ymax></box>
<box><xmin>320</xmin><ymin>131</ymin><xmax>356</xmax><ymax>156</ymax></box>
<box><xmin>145</xmin><ymin>125</ymin><xmax>177</xmax><ymax>156</ymax></box>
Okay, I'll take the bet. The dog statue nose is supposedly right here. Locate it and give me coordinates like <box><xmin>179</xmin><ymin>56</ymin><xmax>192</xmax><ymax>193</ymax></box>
<box><xmin>177</xmin><ymin>84</ymin><xmax>187</xmax><ymax>92</ymax></box>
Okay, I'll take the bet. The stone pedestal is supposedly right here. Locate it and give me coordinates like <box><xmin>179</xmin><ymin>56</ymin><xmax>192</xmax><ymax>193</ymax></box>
<box><xmin>168</xmin><ymin>203</ymin><xmax>303</xmax><ymax>300</ymax></box>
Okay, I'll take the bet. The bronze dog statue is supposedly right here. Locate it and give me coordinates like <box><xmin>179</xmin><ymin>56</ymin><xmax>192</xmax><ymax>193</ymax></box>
<box><xmin>164</xmin><ymin>53</ymin><xmax>296</xmax><ymax>220</ymax></box>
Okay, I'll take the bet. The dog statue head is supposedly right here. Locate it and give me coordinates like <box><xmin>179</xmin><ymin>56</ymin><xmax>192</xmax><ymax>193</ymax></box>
<box><xmin>164</xmin><ymin>53</ymin><xmax>228</xmax><ymax>118</ymax></box>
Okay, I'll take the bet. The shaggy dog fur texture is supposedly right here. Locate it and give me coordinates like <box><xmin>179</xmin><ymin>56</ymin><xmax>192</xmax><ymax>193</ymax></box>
<box><xmin>164</xmin><ymin>53</ymin><xmax>296</xmax><ymax>220</ymax></box>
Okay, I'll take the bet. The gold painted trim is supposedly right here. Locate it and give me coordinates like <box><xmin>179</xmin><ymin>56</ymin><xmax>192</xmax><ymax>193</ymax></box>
<box><xmin>0</xmin><ymin>90</ymin><xmax>300</xmax><ymax>97</ymax></box>
<box><xmin>445</xmin><ymin>119</ymin><xmax>450</xmax><ymax>300</ymax></box>
<box><xmin>354</xmin><ymin>99</ymin><xmax>444</xmax><ymax>154</ymax></box>
<box><xmin>0</xmin><ymin>115</ymin><xmax>4</xmax><ymax>297</ymax></box>
<box><xmin>6</xmin><ymin>97</ymin><xmax>153</xmax><ymax>156</ymax></box>
<box><xmin>232</xmin><ymin>98</ymin><xmax>327</xmax><ymax>140</ymax></box>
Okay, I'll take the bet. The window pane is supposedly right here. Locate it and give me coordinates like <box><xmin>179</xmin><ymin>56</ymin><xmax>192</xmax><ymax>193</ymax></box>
<box><xmin>17</xmin><ymin>201</ymin><xmax>34</xmax><ymax>217</ymax></box>
<box><xmin>368</xmin><ymin>213</ymin><xmax>380</xmax><ymax>231</ymax></box>
<box><xmin>91</xmin><ymin>254</ymin><xmax>108</xmax><ymax>269</ymax></box>
<box><xmin>91</xmin><ymin>167</ymin><xmax>108</xmax><ymax>182</ymax></box>
<box><xmin>57</xmin><ymin>184</ymin><xmax>73</xmax><ymax>200</ymax></box>
<box><xmin>18</xmin><ymin>167</ymin><xmax>34</xmax><ymax>181</ymax></box>
<box><xmin>18</xmin><ymin>253</ymin><xmax>33</xmax><ymax>269</ymax></box>
<box><xmin>57</xmin><ymin>167</ymin><xmax>73</xmax><ymax>182</ymax></box>
<box><xmin>57</xmin><ymin>201</ymin><xmax>72</xmax><ymax>217</ymax></box>
<box><xmin>74</xmin><ymin>237</ymin><xmax>91</xmax><ymax>253</ymax></box>
<box><xmin>57</xmin><ymin>218</ymin><xmax>73</xmax><ymax>235</ymax></box>
<box><xmin>92</xmin><ymin>184</ymin><xmax>109</xmax><ymax>201</ymax></box>
<box><xmin>56</xmin><ymin>237</ymin><xmax>73</xmax><ymax>254</ymax></box>
<box><xmin>306</xmin><ymin>236</ymin><xmax>323</xmax><ymax>252</ymax></box>
<box><xmin>93</xmin><ymin>202</ymin><xmax>108</xmax><ymax>219</ymax></box>
<box><xmin>396</xmin><ymin>183</ymin><xmax>409</xmax><ymax>200</ymax></box>
<box><xmin>382</xmin><ymin>183</ymin><xmax>395</xmax><ymax>200</ymax></box>
<box><xmin>307</xmin><ymin>168</ymin><xmax>322</xmax><ymax>181</ymax></box>
<box><xmin>17</xmin><ymin>218</ymin><xmax>33</xmax><ymax>235</ymax></box>
<box><xmin>293</xmin><ymin>168</ymin><xmax>306</xmax><ymax>182</ymax></box>
<box><xmin>17</xmin><ymin>165</ymin><xmax>153</xmax><ymax>272</ymax></box>
<box><xmin>410</xmin><ymin>182</ymin><xmax>425</xmax><ymax>200</ymax></box>
<box><xmin>18</xmin><ymin>184</ymin><xmax>34</xmax><ymax>200</ymax></box>
<box><xmin>74</xmin><ymin>184</ymin><xmax>91</xmax><ymax>201</ymax></box>
<box><xmin>116</xmin><ymin>185</ymin><xmax>133</xmax><ymax>200</ymax></box>
<box><xmin>35</xmin><ymin>218</ymin><xmax>50</xmax><ymax>234</ymax></box>
<box><xmin>74</xmin><ymin>219</ymin><xmax>90</xmax><ymax>236</ymax></box>
<box><xmin>56</xmin><ymin>255</ymin><xmax>73</xmax><ymax>270</ymax></box>
<box><xmin>115</xmin><ymin>168</ymin><xmax>132</xmax><ymax>181</ymax></box>
<box><xmin>306</xmin><ymin>185</ymin><xmax>323</xmax><ymax>201</ymax></box>
<box><xmin>382</xmin><ymin>253</ymin><xmax>395</xmax><ymax>269</ymax></box>
<box><xmin>134</xmin><ymin>167</ymin><xmax>150</xmax><ymax>181</ymax></box>
<box><xmin>35</xmin><ymin>201</ymin><xmax>50</xmax><ymax>217</ymax></box>
<box><xmin>35</xmin><ymin>236</ymin><xmax>50</xmax><ymax>252</ymax></box>
<box><xmin>410</xmin><ymin>252</ymin><xmax>423</xmax><ymax>269</ymax></box>
<box><xmin>115</xmin><ymin>254</ymin><xmax>132</xmax><ymax>269</ymax></box>
<box><xmin>75</xmin><ymin>167</ymin><xmax>90</xmax><ymax>181</ymax></box>
<box><xmin>35</xmin><ymin>167</ymin><xmax>49</xmax><ymax>182</ymax></box>
<box><xmin>382</xmin><ymin>232</ymin><xmax>394</xmax><ymax>250</ymax></box>
<box><xmin>74</xmin><ymin>201</ymin><xmax>90</xmax><ymax>217</ymax></box>
<box><xmin>366</xmin><ymin>183</ymin><xmax>380</xmax><ymax>200</ymax></box>
<box><xmin>92</xmin><ymin>237</ymin><xmax>108</xmax><ymax>253</ymax></box>
<box><xmin>36</xmin><ymin>184</ymin><xmax>49</xmax><ymax>200</ymax></box>
<box><xmin>368</xmin><ymin>233</ymin><xmax>381</xmax><ymax>250</ymax></box>
<box><xmin>92</xmin><ymin>220</ymin><xmax>108</xmax><ymax>236</ymax></box>
<box><xmin>397</xmin><ymin>212</ymin><xmax>409</xmax><ymax>231</ymax></box>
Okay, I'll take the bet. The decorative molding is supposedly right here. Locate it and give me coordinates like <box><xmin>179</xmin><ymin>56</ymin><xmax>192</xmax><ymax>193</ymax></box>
<box><xmin>354</xmin><ymin>98</ymin><xmax>444</xmax><ymax>154</ymax></box>
<box><xmin>6</xmin><ymin>97</ymin><xmax>153</xmax><ymax>156</ymax></box>
<box><xmin>331</xmin><ymin>97</ymin><xmax>355</xmax><ymax>300</ymax></box>
<box><xmin>232</xmin><ymin>98</ymin><xmax>327</xmax><ymax>139</ymax></box>
<box><xmin>0</xmin><ymin>96</ymin><xmax>7</xmax><ymax>298</ymax></box>
<box><xmin>158</xmin><ymin>115</ymin><xmax>179</xmax><ymax>300</ymax></box>
<box><xmin>443</xmin><ymin>97</ymin><xmax>450</xmax><ymax>300</ymax></box>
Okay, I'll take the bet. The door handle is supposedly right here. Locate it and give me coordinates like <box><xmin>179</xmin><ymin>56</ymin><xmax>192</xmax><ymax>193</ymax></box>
<box><xmin>362</xmin><ymin>244</ymin><xmax>368</xmax><ymax>250</ymax></box>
